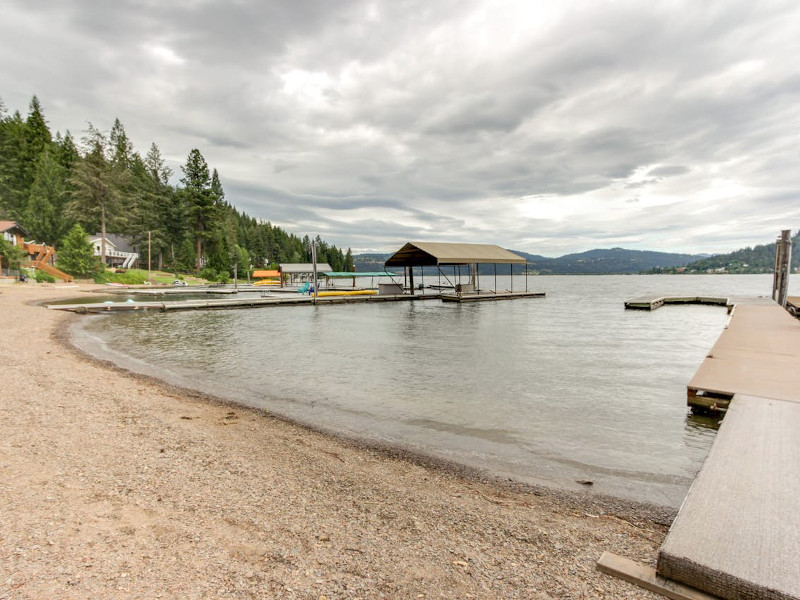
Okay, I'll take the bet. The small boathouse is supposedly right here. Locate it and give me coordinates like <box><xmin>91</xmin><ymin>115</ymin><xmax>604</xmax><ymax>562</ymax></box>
<box><xmin>384</xmin><ymin>241</ymin><xmax>542</xmax><ymax>301</ymax></box>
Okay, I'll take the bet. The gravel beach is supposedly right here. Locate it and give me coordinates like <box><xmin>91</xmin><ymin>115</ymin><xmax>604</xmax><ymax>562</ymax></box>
<box><xmin>0</xmin><ymin>284</ymin><xmax>666</xmax><ymax>599</ymax></box>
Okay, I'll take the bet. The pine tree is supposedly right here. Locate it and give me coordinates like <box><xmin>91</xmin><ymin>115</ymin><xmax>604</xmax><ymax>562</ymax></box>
<box><xmin>180</xmin><ymin>148</ymin><xmax>216</xmax><ymax>274</ymax></box>
<box><xmin>25</xmin><ymin>146</ymin><xmax>71</xmax><ymax>245</ymax></box>
<box><xmin>56</xmin><ymin>130</ymin><xmax>79</xmax><ymax>171</ymax></box>
<box><xmin>0</xmin><ymin>111</ymin><xmax>28</xmax><ymax>218</ymax></box>
<box><xmin>109</xmin><ymin>118</ymin><xmax>134</xmax><ymax>170</ymax></box>
<box><xmin>22</xmin><ymin>96</ymin><xmax>52</xmax><ymax>190</ymax></box>
<box><xmin>57</xmin><ymin>223</ymin><xmax>99</xmax><ymax>277</ymax></box>
<box><xmin>68</xmin><ymin>125</ymin><xmax>126</xmax><ymax>265</ymax></box>
<box><xmin>129</xmin><ymin>143</ymin><xmax>174</xmax><ymax>271</ymax></box>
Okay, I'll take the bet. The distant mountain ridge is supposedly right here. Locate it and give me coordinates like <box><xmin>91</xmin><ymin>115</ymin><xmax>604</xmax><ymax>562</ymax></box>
<box><xmin>354</xmin><ymin>247</ymin><xmax>705</xmax><ymax>275</ymax></box>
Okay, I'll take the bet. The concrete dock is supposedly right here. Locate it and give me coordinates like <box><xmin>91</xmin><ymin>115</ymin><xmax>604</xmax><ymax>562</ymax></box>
<box><xmin>657</xmin><ymin>393</ymin><xmax>800</xmax><ymax>599</ymax></box>
<box><xmin>688</xmin><ymin>304</ymin><xmax>800</xmax><ymax>411</ymax></box>
<box><xmin>603</xmin><ymin>299</ymin><xmax>800</xmax><ymax>599</ymax></box>
<box><xmin>624</xmin><ymin>295</ymin><xmax>729</xmax><ymax>310</ymax></box>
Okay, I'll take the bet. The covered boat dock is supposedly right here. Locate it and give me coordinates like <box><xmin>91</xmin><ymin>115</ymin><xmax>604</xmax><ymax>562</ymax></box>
<box><xmin>384</xmin><ymin>241</ymin><xmax>544</xmax><ymax>302</ymax></box>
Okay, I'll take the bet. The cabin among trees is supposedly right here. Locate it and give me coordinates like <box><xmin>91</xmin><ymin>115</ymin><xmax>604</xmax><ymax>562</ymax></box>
<box><xmin>0</xmin><ymin>94</ymin><xmax>354</xmax><ymax>280</ymax></box>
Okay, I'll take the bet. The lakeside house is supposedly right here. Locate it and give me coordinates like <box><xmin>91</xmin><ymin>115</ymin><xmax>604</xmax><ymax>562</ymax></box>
<box><xmin>1</xmin><ymin>221</ymin><xmax>29</xmax><ymax>276</ymax></box>
<box><xmin>89</xmin><ymin>234</ymin><xmax>139</xmax><ymax>269</ymax></box>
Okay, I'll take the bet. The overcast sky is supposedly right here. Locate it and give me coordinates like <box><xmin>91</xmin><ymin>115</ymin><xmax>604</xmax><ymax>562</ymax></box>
<box><xmin>2</xmin><ymin>0</ymin><xmax>798</xmax><ymax>255</ymax></box>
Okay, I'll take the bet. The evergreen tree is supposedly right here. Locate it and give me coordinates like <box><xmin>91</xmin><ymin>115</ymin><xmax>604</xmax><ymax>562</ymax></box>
<box><xmin>109</xmin><ymin>118</ymin><xmax>134</xmax><ymax>170</ymax></box>
<box><xmin>21</xmin><ymin>96</ymin><xmax>52</xmax><ymax>191</ymax></box>
<box><xmin>68</xmin><ymin>125</ymin><xmax>126</xmax><ymax>264</ymax></box>
<box><xmin>25</xmin><ymin>146</ymin><xmax>71</xmax><ymax>245</ymax></box>
<box><xmin>56</xmin><ymin>223</ymin><xmax>99</xmax><ymax>277</ymax></box>
<box><xmin>129</xmin><ymin>143</ymin><xmax>174</xmax><ymax>270</ymax></box>
<box><xmin>180</xmin><ymin>148</ymin><xmax>215</xmax><ymax>274</ymax></box>
<box><xmin>344</xmin><ymin>248</ymin><xmax>354</xmax><ymax>271</ymax></box>
<box><xmin>0</xmin><ymin>111</ymin><xmax>28</xmax><ymax>218</ymax></box>
<box><xmin>56</xmin><ymin>130</ymin><xmax>79</xmax><ymax>171</ymax></box>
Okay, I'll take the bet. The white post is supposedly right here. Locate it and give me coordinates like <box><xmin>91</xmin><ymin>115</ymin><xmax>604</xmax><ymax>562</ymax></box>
<box><xmin>147</xmin><ymin>230</ymin><xmax>151</xmax><ymax>281</ymax></box>
<box><xmin>312</xmin><ymin>239</ymin><xmax>318</xmax><ymax>304</ymax></box>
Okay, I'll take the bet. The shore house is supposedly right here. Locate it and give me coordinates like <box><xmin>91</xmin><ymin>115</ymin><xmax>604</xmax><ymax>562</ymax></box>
<box><xmin>89</xmin><ymin>234</ymin><xmax>139</xmax><ymax>269</ymax></box>
<box><xmin>1</xmin><ymin>221</ymin><xmax>28</xmax><ymax>276</ymax></box>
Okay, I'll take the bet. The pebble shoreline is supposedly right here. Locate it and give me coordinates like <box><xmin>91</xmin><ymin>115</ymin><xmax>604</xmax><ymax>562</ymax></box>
<box><xmin>1</xmin><ymin>284</ymin><xmax>665</xmax><ymax>599</ymax></box>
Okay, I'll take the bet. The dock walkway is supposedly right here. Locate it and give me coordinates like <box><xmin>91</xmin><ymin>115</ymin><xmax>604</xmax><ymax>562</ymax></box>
<box><xmin>604</xmin><ymin>300</ymin><xmax>800</xmax><ymax>599</ymax></box>
<box><xmin>48</xmin><ymin>293</ymin><xmax>443</xmax><ymax>313</ymax></box>
<box><xmin>657</xmin><ymin>392</ymin><xmax>800</xmax><ymax>599</ymax></box>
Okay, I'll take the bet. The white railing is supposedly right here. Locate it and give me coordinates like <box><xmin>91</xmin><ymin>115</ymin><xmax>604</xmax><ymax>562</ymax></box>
<box><xmin>95</xmin><ymin>249</ymin><xmax>139</xmax><ymax>268</ymax></box>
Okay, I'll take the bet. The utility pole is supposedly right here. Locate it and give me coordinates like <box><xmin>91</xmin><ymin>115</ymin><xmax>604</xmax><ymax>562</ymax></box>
<box><xmin>147</xmin><ymin>230</ymin><xmax>151</xmax><ymax>281</ymax></box>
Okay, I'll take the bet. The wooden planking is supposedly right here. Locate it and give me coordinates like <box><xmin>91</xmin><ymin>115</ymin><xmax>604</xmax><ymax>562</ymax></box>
<box><xmin>657</xmin><ymin>395</ymin><xmax>800</xmax><ymax>599</ymax></box>
<box><xmin>47</xmin><ymin>293</ymin><xmax>444</xmax><ymax>313</ymax></box>
<box><xmin>688</xmin><ymin>304</ymin><xmax>800</xmax><ymax>406</ymax></box>
<box><xmin>596</xmin><ymin>552</ymin><xmax>720</xmax><ymax>600</ymax></box>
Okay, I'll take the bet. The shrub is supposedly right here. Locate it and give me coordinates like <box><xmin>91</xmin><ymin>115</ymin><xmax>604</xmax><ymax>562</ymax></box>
<box><xmin>34</xmin><ymin>270</ymin><xmax>56</xmax><ymax>283</ymax></box>
<box><xmin>57</xmin><ymin>225</ymin><xmax>101</xmax><ymax>277</ymax></box>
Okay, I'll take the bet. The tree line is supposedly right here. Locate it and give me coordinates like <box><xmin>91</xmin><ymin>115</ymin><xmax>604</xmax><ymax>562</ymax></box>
<box><xmin>0</xmin><ymin>95</ymin><xmax>353</xmax><ymax>279</ymax></box>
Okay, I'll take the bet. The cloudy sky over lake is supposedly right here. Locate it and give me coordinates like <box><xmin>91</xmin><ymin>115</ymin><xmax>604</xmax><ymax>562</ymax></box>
<box><xmin>2</xmin><ymin>0</ymin><xmax>798</xmax><ymax>255</ymax></box>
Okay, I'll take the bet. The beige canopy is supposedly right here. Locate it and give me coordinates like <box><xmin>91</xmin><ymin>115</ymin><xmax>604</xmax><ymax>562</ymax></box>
<box><xmin>384</xmin><ymin>242</ymin><xmax>526</xmax><ymax>267</ymax></box>
<box><xmin>279</xmin><ymin>263</ymin><xmax>332</xmax><ymax>274</ymax></box>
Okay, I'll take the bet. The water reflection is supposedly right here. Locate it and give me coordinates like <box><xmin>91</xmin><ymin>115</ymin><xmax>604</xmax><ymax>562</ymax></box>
<box><xmin>72</xmin><ymin>274</ymin><xmax>792</xmax><ymax>507</ymax></box>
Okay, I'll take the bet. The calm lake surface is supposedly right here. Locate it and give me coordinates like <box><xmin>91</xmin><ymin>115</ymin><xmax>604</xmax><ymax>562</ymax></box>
<box><xmin>71</xmin><ymin>274</ymin><xmax>796</xmax><ymax>507</ymax></box>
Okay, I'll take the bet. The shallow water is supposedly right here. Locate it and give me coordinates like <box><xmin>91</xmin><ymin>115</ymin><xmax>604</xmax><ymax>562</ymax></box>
<box><xmin>71</xmin><ymin>274</ymin><xmax>795</xmax><ymax>507</ymax></box>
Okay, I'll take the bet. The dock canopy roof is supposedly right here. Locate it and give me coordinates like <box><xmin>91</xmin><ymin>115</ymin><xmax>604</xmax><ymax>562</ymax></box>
<box><xmin>324</xmin><ymin>271</ymin><xmax>396</xmax><ymax>278</ymax></box>
<box><xmin>279</xmin><ymin>263</ymin><xmax>332</xmax><ymax>274</ymax></box>
<box><xmin>384</xmin><ymin>242</ymin><xmax>526</xmax><ymax>267</ymax></box>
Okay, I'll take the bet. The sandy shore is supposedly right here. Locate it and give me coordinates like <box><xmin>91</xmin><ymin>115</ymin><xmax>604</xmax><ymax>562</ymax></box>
<box><xmin>1</xmin><ymin>283</ymin><xmax>666</xmax><ymax>599</ymax></box>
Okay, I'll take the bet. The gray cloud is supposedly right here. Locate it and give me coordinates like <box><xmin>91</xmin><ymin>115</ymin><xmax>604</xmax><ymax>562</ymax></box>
<box><xmin>2</xmin><ymin>0</ymin><xmax>799</xmax><ymax>255</ymax></box>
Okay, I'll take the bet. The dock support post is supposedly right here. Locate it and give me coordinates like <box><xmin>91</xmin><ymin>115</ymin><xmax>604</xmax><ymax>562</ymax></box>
<box><xmin>773</xmin><ymin>229</ymin><xmax>792</xmax><ymax>307</ymax></box>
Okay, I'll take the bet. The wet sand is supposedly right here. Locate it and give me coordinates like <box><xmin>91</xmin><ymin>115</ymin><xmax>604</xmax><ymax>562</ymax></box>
<box><xmin>0</xmin><ymin>283</ymin><xmax>666</xmax><ymax>598</ymax></box>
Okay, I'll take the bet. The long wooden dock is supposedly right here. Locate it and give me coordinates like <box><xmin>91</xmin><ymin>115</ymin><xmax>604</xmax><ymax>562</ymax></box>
<box><xmin>47</xmin><ymin>293</ymin><xmax>443</xmax><ymax>313</ymax></box>
<box><xmin>601</xmin><ymin>300</ymin><xmax>800</xmax><ymax>599</ymax></box>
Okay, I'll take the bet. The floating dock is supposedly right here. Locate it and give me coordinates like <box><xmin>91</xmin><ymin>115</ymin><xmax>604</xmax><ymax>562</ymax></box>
<box><xmin>441</xmin><ymin>290</ymin><xmax>545</xmax><ymax>302</ymax></box>
<box><xmin>601</xmin><ymin>299</ymin><xmax>800</xmax><ymax>599</ymax></box>
<box><xmin>624</xmin><ymin>294</ymin><xmax>775</xmax><ymax>311</ymax></box>
<box><xmin>624</xmin><ymin>295</ymin><xmax>728</xmax><ymax>310</ymax></box>
<box><xmin>47</xmin><ymin>293</ymin><xmax>445</xmax><ymax>313</ymax></box>
<box><xmin>688</xmin><ymin>304</ymin><xmax>800</xmax><ymax>411</ymax></box>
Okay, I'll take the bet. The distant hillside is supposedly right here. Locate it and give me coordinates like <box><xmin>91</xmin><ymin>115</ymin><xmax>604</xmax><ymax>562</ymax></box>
<box><xmin>354</xmin><ymin>247</ymin><xmax>705</xmax><ymax>275</ymax></box>
<box><xmin>669</xmin><ymin>230</ymin><xmax>800</xmax><ymax>274</ymax></box>
<box><xmin>516</xmin><ymin>248</ymin><xmax>704</xmax><ymax>274</ymax></box>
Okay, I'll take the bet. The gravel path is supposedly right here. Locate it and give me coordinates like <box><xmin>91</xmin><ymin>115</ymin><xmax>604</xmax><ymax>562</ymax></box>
<box><xmin>0</xmin><ymin>284</ymin><xmax>666</xmax><ymax>599</ymax></box>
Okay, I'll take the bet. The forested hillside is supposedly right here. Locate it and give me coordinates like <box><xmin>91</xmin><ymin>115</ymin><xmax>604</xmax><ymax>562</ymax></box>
<box><xmin>0</xmin><ymin>95</ymin><xmax>353</xmax><ymax>278</ymax></box>
<box><xmin>675</xmin><ymin>231</ymin><xmax>800</xmax><ymax>274</ymax></box>
<box><xmin>523</xmin><ymin>248</ymin><xmax>705</xmax><ymax>274</ymax></box>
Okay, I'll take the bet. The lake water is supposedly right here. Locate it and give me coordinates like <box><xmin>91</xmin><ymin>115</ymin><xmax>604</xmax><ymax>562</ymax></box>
<box><xmin>70</xmin><ymin>274</ymin><xmax>795</xmax><ymax>508</ymax></box>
